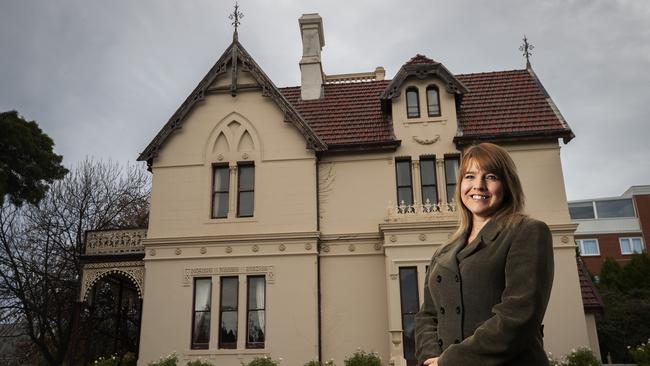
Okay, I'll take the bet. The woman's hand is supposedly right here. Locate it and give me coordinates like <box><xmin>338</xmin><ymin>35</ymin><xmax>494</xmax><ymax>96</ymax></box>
<box><xmin>423</xmin><ymin>357</ymin><xmax>439</xmax><ymax>366</ymax></box>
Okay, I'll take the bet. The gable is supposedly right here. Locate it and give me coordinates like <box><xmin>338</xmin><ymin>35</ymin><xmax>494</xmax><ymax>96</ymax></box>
<box><xmin>138</xmin><ymin>35</ymin><xmax>326</xmax><ymax>167</ymax></box>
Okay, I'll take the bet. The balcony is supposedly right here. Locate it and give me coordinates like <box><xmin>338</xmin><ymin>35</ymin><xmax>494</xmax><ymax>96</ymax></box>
<box><xmin>386</xmin><ymin>199</ymin><xmax>458</xmax><ymax>223</ymax></box>
<box><xmin>83</xmin><ymin>228</ymin><xmax>147</xmax><ymax>256</ymax></box>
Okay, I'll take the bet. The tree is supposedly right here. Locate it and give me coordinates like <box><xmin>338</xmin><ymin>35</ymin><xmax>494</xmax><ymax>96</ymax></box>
<box><xmin>0</xmin><ymin>159</ymin><xmax>150</xmax><ymax>366</ymax></box>
<box><xmin>0</xmin><ymin>110</ymin><xmax>68</xmax><ymax>206</ymax></box>
<box><xmin>596</xmin><ymin>254</ymin><xmax>650</xmax><ymax>362</ymax></box>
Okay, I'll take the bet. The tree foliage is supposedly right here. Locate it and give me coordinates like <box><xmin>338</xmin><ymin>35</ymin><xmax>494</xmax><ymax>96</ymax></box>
<box><xmin>0</xmin><ymin>159</ymin><xmax>150</xmax><ymax>366</ymax></box>
<box><xmin>596</xmin><ymin>254</ymin><xmax>650</xmax><ymax>363</ymax></box>
<box><xmin>0</xmin><ymin>110</ymin><xmax>68</xmax><ymax>206</ymax></box>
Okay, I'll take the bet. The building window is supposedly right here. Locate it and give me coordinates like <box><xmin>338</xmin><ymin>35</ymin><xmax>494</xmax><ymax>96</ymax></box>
<box><xmin>246</xmin><ymin>276</ymin><xmax>266</xmax><ymax>349</ymax></box>
<box><xmin>568</xmin><ymin>202</ymin><xmax>595</xmax><ymax>220</ymax></box>
<box><xmin>620</xmin><ymin>237</ymin><xmax>645</xmax><ymax>255</ymax></box>
<box><xmin>191</xmin><ymin>278</ymin><xmax>212</xmax><ymax>349</ymax></box>
<box><xmin>396</xmin><ymin>159</ymin><xmax>413</xmax><ymax>207</ymax></box>
<box><xmin>399</xmin><ymin>267</ymin><xmax>419</xmax><ymax>366</ymax></box>
<box><xmin>406</xmin><ymin>88</ymin><xmax>420</xmax><ymax>118</ymax></box>
<box><xmin>444</xmin><ymin>157</ymin><xmax>459</xmax><ymax>203</ymax></box>
<box><xmin>237</xmin><ymin>164</ymin><xmax>255</xmax><ymax>217</ymax></box>
<box><xmin>219</xmin><ymin>277</ymin><xmax>238</xmax><ymax>349</ymax></box>
<box><xmin>419</xmin><ymin>157</ymin><xmax>438</xmax><ymax>205</ymax></box>
<box><xmin>212</xmin><ymin>165</ymin><xmax>230</xmax><ymax>218</ymax></box>
<box><xmin>576</xmin><ymin>239</ymin><xmax>600</xmax><ymax>256</ymax></box>
<box><xmin>596</xmin><ymin>199</ymin><xmax>635</xmax><ymax>218</ymax></box>
<box><xmin>426</xmin><ymin>85</ymin><xmax>441</xmax><ymax>117</ymax></box>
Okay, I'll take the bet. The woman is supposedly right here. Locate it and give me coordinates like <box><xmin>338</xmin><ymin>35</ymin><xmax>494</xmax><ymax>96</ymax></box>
<box><xmin>414</xmin><ymin>143</ymin><xmax>554</xmax><ymax>366</ymax></box>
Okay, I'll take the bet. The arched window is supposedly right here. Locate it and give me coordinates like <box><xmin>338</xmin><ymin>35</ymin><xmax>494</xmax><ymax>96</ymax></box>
<box><xmin>406</xmin><ymin>87</ymin><xmax>420</xmax><ymax>118</ymax></box>
<box><xmin>426</xmin><ymin>85</ymin><xmax>441</xmax><ymax>117</ymax></box>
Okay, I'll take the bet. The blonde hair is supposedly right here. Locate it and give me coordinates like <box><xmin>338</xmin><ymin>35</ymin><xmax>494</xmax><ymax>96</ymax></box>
<box><xmin>448</xmin><ymin>143</ymin><xmax>526</xmax><ymax>243</ymax></box>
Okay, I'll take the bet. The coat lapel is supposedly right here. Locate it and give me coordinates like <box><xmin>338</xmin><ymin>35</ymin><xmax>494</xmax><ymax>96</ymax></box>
<box><xmin>435</xmin><ymin>237</ymin><xmax>465</xmax><ymax>275</ymax></box>
<box><xmin>456</xmin><ymin>219</ymin><xmax>502</xmax><ymax>262</ymax></box>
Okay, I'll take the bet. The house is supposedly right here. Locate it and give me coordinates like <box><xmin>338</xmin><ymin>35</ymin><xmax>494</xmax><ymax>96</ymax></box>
<box><xmin>570</xmin><ymin>185</ymin><xmax>650</xmax><ymax>275</ymax></box>
<box><xmin>79</xmin><ymin>13</ymin><xmax>601</xmax><ymax>366</ymax></box>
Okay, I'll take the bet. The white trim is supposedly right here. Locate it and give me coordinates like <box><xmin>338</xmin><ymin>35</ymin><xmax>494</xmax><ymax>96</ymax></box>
<box><xmin>619</xmin><ymin>237</ymin><xmax>645</xmax><ymax>255</ymax></box>
<box><xmin>576</xmin><ymin>239</ymin><xmax>600</xmax><ymax>257</ymax></box>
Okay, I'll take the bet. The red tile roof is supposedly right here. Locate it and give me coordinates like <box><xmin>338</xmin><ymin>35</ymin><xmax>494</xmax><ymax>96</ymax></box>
<box><xmin>577</xmin><ymin>257</ymin><xmax>605</xmax><ymax>313</ymax></box>
<box><xmin>406</xmin><ymin>54</ymin><xmax>437</xmax><ymax>65</ymax></box>
<box><xmin>280</xmin><ymin>81</ymin><xmax>396</xmax><ymax>147</ymax></box>
<box><xmin>455</xmin><ymin>69</ymin><xmax>572</xmax><ymax>141</ymax></box>
<box><xmin>279</xmin><ymin>68</ymin><xmax>572</xmax><ymax>149</ymax></box>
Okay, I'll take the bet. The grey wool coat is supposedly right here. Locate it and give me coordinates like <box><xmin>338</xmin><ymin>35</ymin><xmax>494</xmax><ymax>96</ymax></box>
<box><xmin>414</xmin><ymin>217</ymin><xmax>554</xmax><ymax>366</ymax></box>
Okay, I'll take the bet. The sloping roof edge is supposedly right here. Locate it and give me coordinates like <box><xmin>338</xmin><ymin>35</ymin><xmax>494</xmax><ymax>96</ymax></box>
<box><xmin>526</xmin><ymin>66</ymin><xmax>575</xmax><ymax>144</ymax></box>
<box><xmin>380</xmin><ymin>59</ymin><xmax>469</xmax><ymax>101</ymax></box>
<box><xmin>137</xmin><ymin>36</ymin><xmax>327</xmax><ymax>165</ymax></box>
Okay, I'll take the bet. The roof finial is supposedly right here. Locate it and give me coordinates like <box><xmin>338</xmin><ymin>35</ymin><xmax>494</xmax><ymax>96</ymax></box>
<box><xmin>519</xmin><ymin>35</ymin><xmax>534</xmax><ymax>68</ymax></box>
<box><xmin>229</xmin><ymin>2</ymin><xmax>244</xmax><ymax>41</ymax></box>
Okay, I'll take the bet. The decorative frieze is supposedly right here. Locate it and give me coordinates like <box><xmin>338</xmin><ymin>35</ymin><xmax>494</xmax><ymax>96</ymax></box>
<box><xmin>84</xmin><ymin>229</ymin><xmax>147</xmax><ymax>255</ymax></box>
<box><xmin>182</xmin><ymin>265</ymin><xmax>275</xmax><ymax>286</ymax></box>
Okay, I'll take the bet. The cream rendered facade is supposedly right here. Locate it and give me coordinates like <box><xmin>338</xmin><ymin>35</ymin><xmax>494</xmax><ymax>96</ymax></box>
<box><xmin>132</xmin><ymin>15</ymin><xmax>593</xmax><ymax>366</ymax></box>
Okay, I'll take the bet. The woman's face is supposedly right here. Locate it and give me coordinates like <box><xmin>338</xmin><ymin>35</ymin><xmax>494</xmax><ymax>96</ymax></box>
<box><xmin>460</xmin><ymin>160</ymin><xmax>504</xmax><ymax>221</ymax></box>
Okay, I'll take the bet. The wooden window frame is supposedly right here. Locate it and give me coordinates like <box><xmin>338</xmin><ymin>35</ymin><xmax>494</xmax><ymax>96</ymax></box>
<box><xmin>395</xmin><ymin>158</ymin><xmax>414</xmax><ymax>207</ymax></box>
<box><xmin>405</xmin><ymin>87</ymin><xmax>420</xmax><ymax>118</ymax></box>
<box><xmin>245</xmin><ymin>275</ymin><xmax>266</xmax><ymax>349</ymax></box>
<box><xmin>218</xmin><ymin>276</ymin><xmax>239</xmax><ymax>349</ymax></box>
<box><xmin>211</xmin><ymin>164</ymin><xmax>230</xmax><ymax>219</ymax></box>
<box><xmin>237</xmin><ymin>163</ymin><xmax>255</xmax><ymax>218</ymax></box>
<box><xmin>191</xmin><ymin>277</ymin><xmax>211</xmax><ymax>350</ymax></box>
<box><xmin>426</xmin><ymin>85</ymin><xmax>441</xmax><ymax>117</ymax></box>
<box><xmin>419</xmin><ymin>157</ymin><xmax>438</xmax><ymax>206</ymax></box>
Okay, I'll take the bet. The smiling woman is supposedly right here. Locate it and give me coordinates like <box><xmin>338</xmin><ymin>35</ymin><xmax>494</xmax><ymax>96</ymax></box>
<box><xmin>415</xmin><ymin>143</ymin><xmax>554</xmax><ymax>366</ymax></box>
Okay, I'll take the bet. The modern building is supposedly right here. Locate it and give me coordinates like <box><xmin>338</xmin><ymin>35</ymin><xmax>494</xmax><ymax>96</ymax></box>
<box><xmin>570</xmin><ymin>185</ymin><xmax>650</xmax><ymax>275</ymax></box>
<box><xmin>79</xmin><ymin>13</ymin><xmax>601</xmax><ymax>366</ymax></box>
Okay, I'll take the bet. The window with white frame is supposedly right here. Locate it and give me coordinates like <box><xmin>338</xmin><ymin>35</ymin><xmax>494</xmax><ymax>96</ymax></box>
<box><xmin>619</xmin><ymin>237</ymin><xmax>645</xmax><ymax>255</ymax></box>
<box><xmin>576</xmin><ymin>239</ymin><xmax>600</xmax><ymax>256</ymax></box>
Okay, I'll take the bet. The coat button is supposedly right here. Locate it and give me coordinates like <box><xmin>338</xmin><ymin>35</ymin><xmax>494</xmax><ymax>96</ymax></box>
<box><xmin>455</xmin><ymin>275</ymin><xmax>459</xmax><ymax>282</ymax></box>
<box><xmin>456</xmin><ymin>306</ymin><xmax>461</xmax><ymax>314</ymax></box>
<box><xmin>440</xmin><ymin>306</ymin><xmax>445</xmax><ymax>314</ymax></box>
<box><xmin>438</xmin><ymin>339</ymin><xmax>443</xmax><ymax>347</ymax></box>
<box><xmin>436</xmin><ymin>275</ymin><xmax>442</xmax><ymax>283</ymax></box>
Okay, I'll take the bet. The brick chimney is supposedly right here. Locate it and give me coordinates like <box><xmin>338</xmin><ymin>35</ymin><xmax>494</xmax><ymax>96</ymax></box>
<box><xmin>299</xmin><ymin>14</ymin><xmax>325</xmax><ymax>100</ymax></box>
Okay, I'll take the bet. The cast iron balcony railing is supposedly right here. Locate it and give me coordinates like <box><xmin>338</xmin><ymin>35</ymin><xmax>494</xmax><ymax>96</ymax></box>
<box><xmin>84</xmin><ymin>228</ymin><xmax>147</xmax><ymax>255</ymax></box>
<box><xmin>386</xmin><ymin>199</ymin><xmax>457</xmax><ymax>222</ymax></box>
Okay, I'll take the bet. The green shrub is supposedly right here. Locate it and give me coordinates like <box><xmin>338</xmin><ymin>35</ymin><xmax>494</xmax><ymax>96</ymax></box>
<box><xmin>548</xmin><ymin>347</ymin><xmax>601</xmax><ymax>366</ymax></box>
<box><xmin>243</xmin><ymin>356</ymin><xmax>282</xmax><ymax>366</ymax></box>
<box><xmin>187</xmin><ymin>359</ymin><xmax>214</xmax><ymax>366</ymax></box>
<box><xmin>148</xmin><ymin>352</ymin><xmax>178</xmax><ymax>366</ymax></box>
<box><xmin>630</xmin><ymin>338</ymin><xmax>650</xmax><ymax>366</ymax></box>
<box><xmin>94</xmin><ymin>356</ymin><xmax>120</xmax><ymax>366</ymax></box>
<box><xmin>344</xmin><ymin>350</ymin><xmax>381</xmax><ymax>366</ymax></box>
<box><xmin>304</xmin><ymin>360</ymin><xmax>335</xmax><ymax>366</ymax></box>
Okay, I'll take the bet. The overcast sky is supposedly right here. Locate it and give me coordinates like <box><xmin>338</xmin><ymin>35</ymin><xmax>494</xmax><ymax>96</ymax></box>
<box><xmin>1</xmin><ymin>0</ymin><xmax>649</xmax><ymax>200</ymax></box>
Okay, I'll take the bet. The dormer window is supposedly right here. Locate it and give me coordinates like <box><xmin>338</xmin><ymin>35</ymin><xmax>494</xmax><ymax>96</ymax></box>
<box><xmin>406</xmin><ymin>88</ymin><xmax>420</xmax><ymax>118</ymax></box>
<box><xmin>426</xmin><ymin>85</ymin><xmax>441</xmax><ymax>117</ymax></box>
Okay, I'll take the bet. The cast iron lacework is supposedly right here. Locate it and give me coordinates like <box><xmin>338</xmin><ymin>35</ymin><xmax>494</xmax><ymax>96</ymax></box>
<box><xmin>387</xmin><ymin>199</ymin><xmax>457</xmax><ymax>221</ymax></box>
<box><xmin>84</xmin><ymin>229</ymin><xmax>147</xmax><ymax>255</ymax></box>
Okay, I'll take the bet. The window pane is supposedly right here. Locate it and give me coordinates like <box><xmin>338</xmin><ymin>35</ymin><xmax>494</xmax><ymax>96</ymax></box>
<box><xmin>248</xmin><ymin>277</ymin><xmax>265</xmax><ymax>309</ymax></box>
<box><xmin>238</xmin><ymin>191</ymin><xmax>254</xmax><ymax>217</ymax></box>
<box><xmin>406</xmin><ymin>90</ymin><xmax>419</xmax><ymax>118</ymax></box>
<box><xmin>220</xmin><ymin>311</ymin><xmax>238</xmax><ymax>344</ymax></box>
<box><xmin>446</xmin><ymin>185</ymin><xmax>456</xmax><ymax>203</ymax></box>
<box><xmin>213</xmin><ymin>166</ymin><xmax>229</xmax><ymax>192</ymax></box>
<box><xmin>399</xmin><ymin>268</ymin><xmax>419</xmax><ymax>313</ymax></box>
<box><xmin>420</xmin><ymin>159</ymin><xmax>436</xmax><ymax>186</ymax></box>
<box><xmin>193</xmin><ymin>312</ymin><xmax>211</xmax><ymax>345</ymax></box>
<box><xmin>632</xmin><ymin>238</ymin><xmax>644</xmax><ymax>253</ymax></box>
<box><xmin>247</xmin><ymin>310</ymin><xmax>265</xmax><ymax>344</ymax></box>
<box><xmin>213</xmin><ymin>192</ymin><xmax>229</xmax><ymax>218</ymax></box>
<box><xmin>579</xmin><ymin>240</ymin><xmax>599</xmax><ymax>256</ymax></box>
<box><xmin>427</xmin><ymin>87</ymin><xmax>440</xmax><ymax>116</ymax></box>
<box><xmin>398</xmin><ymin>188</ymin><xmax>413</xmax><ymax>206</ymax></box>
<box><xmin>569</xmin><ymin>202</ymin><xmax>595</xmax><ymax>219</ymax></box>
<box><xmin>422</xmin><ymin>186</ymin><xmax>438</xmax><ymax>205</ymax></box>
<box><xmin>239</xmin><ymin>165</ymin><xmax>255</xmax><ymax>191</ymax></box>
<box><xmin>620</xmin><ymin>238</ymin><xmax>632</xmax><ymax>254</ymax></box>
<box><xmin>396</xmin><ymin>160</ymin><xmax>412</xmax><ymax>186</ymax></box>
<box><xmin>221</xmin><ymin>277</ymin><xmax>238</xmax><ymax>310</ymax></box>
<box><xmin>596</xmin><ymin>199</ymin><xmax>635</xmax><ymax>218</ymax></box>
<box><xmin>402</xmin><ymin>313</ymin><xmax>416</xmax><ymax>362</ymax></box>
<box><xmin>194</xmin><ymin>279</ymin><xmax>211</xmax><ymax>311</ymax></box>
<box><xmin>444</xmin><ymin>158</ymin><xmax>459</xmax><ymax>184</ymax></box>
